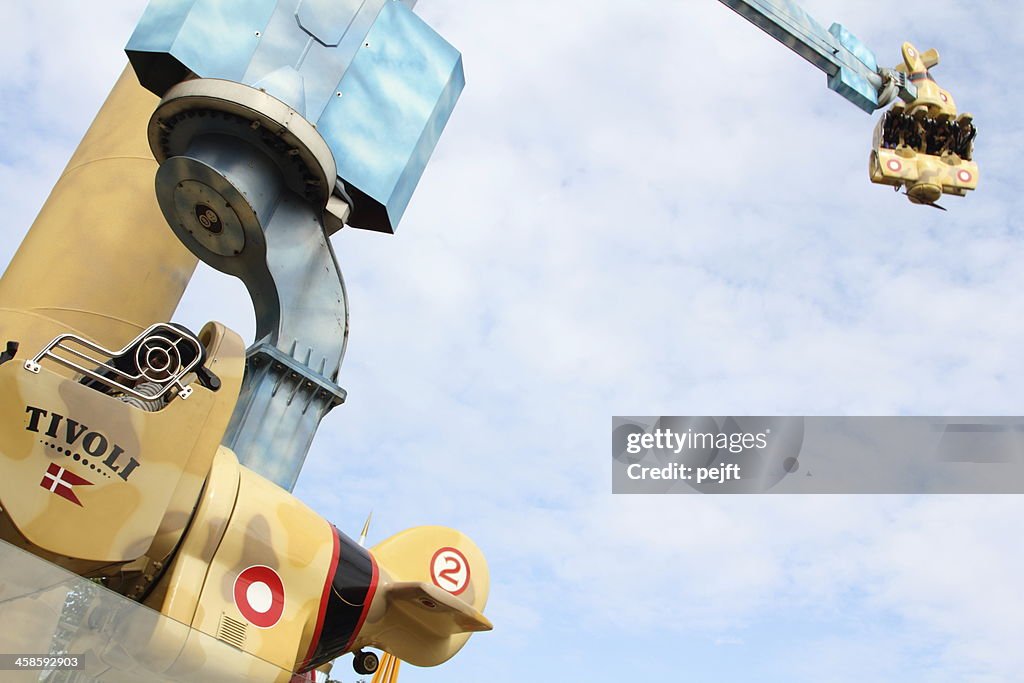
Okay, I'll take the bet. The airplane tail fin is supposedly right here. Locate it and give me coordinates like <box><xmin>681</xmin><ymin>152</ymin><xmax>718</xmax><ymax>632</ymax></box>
<box><xmin>360</xmin><ymin>526</ymin><xmax>491</xmax><ymax>667</ymax></box>
<box><xmin>899</xmin><ymin>41</ymin><xmax>929</xmax><ymax>74</ymax></box>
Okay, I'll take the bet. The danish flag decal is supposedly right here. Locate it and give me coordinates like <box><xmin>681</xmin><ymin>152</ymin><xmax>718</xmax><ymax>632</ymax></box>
<box><xmin>39</xmin><ymin>463</ymin><xmax>93</xmax><ymax>506</ymax></box>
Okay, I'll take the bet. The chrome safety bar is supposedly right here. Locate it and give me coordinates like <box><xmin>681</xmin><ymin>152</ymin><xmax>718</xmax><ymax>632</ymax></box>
<box><xmin>24</xmin><ymin>323</ymin><xmax>204</xmax><ymax>401</ymax></box>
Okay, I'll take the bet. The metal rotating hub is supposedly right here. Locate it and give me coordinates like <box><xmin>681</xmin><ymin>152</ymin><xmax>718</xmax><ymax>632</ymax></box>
<box><xmin>193</xmin><ymin>204</ymin><xmax>222</xmax><ymax>234</ymax></box>
<box><xmin>149</xmin><ymin>79</ymin><xmax>337</xmax><ymax>205</ymax></box>
<box><xmin>172</xmin><ymin>179</ymin><xmax>246</xmax><ymax>258</ymax></box>
<box><xmin>148</xmin><ymin>79</ymin><xmax>339</xmax><ymax>274</ymax></box>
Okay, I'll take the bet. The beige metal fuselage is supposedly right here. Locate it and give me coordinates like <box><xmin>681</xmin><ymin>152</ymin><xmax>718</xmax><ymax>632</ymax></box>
<box><xmin>0</xmin><ymin>68</ymin><xmax>490</xmax><ymax>680</ymax></box>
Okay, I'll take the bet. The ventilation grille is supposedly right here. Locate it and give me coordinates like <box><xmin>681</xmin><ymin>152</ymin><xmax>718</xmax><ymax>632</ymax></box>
<box><xmin>217</xmin><ymin>614</ymin><xmax>248</xmax><ymax>649</ymax></box>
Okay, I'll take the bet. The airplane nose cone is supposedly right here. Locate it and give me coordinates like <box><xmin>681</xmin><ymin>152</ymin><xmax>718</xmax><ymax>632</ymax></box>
<box><xmin>908</xmin><ymin>182</ymin><xmax>942</xmax><ymax>204</ymax></box>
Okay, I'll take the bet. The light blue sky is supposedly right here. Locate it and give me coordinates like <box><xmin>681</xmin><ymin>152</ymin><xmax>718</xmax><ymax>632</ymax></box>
<box><xmin>3</xmin><ymin>2</ymin><xmax>1023</xmax><ymax>682</ymax></box>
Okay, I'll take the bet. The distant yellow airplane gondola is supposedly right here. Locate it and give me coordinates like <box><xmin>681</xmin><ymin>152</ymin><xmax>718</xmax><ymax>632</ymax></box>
<box><xmin>870</xmin><ymin>43</ymin><xmax>978</xmax><ymax>209</ymax></box>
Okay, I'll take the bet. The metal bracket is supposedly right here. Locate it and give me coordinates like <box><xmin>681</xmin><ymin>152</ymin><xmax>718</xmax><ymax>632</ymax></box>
<box><xmin>24</xmin><ymin>323</ymin><xmax>208</xmax><ymax>404</ymax></box>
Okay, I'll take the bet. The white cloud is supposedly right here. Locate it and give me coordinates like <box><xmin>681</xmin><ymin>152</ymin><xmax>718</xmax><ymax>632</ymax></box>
<box><xmin>3</xmin><ymin>2</ymin><xmax>1023</xmax><ymax>682</ymax></box>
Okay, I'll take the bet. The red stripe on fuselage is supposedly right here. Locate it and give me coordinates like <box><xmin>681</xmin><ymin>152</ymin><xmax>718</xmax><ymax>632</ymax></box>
<box><xmin>301</xmin><ymin>525</ymin><xmax>341</xmax><ymax>669</ymax></box>
<box><xmin>343</xmin><ymin>554</ymin><xmax>379</xmax><ymax>652</ymax></box>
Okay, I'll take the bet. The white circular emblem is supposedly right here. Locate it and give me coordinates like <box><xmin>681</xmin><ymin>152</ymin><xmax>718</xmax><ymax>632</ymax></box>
<box><xmin>957</xmin><ymin>169</ymin><xmax>972</xmax><ymax>183</ymax></box>
<box><xmin>247</xmin><ymin>581</ymin><xmax>273</xmax><ymax>613</ymax></box>
<box><xmin>886</xmin><ymin>159</ymin><xmax>902</xmax><ymax>173</ymax></box>
<box><xmin>430</xmin><ymin>547</ymin><xmax>470</xmax><ymax>595</ymax></box>
<box><xmin>233</xmin><ymin>565</ymin><xmax>285</xmax><ymax>628</ymax></box>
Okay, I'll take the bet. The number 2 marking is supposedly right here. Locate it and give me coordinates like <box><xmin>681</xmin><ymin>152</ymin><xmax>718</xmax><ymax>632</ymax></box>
<box><xmin>438</xmin><ymin>556</ymin><xmax>462</xmax><ymax>586</ymax></box>
<box><xmin>430</xmin><ymin>547</ymin><xmax>471</xmax><ymax>595</ymax></box>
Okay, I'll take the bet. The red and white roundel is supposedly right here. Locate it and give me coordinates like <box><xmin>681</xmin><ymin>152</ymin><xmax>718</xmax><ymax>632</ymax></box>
<box><xmin>886</xmin><ymin>159</ymin><xmax>903</xmax><ymax>173</ymax></box>
<box><xmin>233</xmin><ymin>565</ymin><xmax>285</xmax><ymax>628</ymax></box>
<box><xmin>957</xmin><ymin>169</ymin><xmax>973</xmax><ymax>183</ymax></box>
<box><xmin>430</xmin><ymin>547</ymin><xmax>470</xmax><ymax>596</ymax></box>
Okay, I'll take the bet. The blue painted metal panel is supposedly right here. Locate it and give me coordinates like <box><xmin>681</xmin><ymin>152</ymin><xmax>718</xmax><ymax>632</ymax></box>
<box><xmin>127</xmin><ymin>0</ymin><xmax>277</xmax><ymax>92</ymax></box>
<box><xmin>126</xmin><ymin>0</ymin><xmax>463</xmax><ymax>234</ymax></box>
<box><xmin>296</xmin><ymin>0</ymin><xmax>365</xmax><ymax>47</ymax></box>
<box><xmin>317</xmin><ymin>1</ymin><xmax>464</xmax><ymax>233</ymax></box>
<box><xmin>236</xmin><ymin>0</ymin><xmax>387</xmax><ymax>119</ymax></box>
<box><xmin>827</xmin><ymin>67</ymin><xmax>877</xmax><ymax>114</ymax></box>
<box><xmin>718</xmin><ymin>0</ymin><xmax>886</xmax><ymax>112</ymax></box>
<box><xmin>300</xmin><ymin>0</ymin><xmax>389</xmax><ymax>121</ymax></box>
<box><xmin>127</xmin><ymin>0</ymin><xmax>194</xmax><ymax>53</ymax></box>
<box><xmin>828</xmin><ymin>23</ymin><xmax>877</xmax><ymax>72</ymax></box>
<box><xmin>240</xmin><ymin>3</ymin><xmax>317</xmax><ymax>115</ymax></box>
